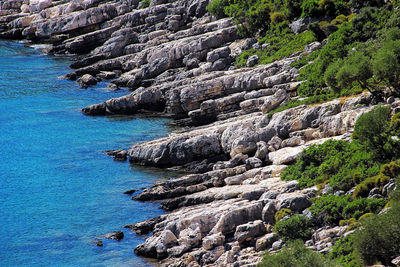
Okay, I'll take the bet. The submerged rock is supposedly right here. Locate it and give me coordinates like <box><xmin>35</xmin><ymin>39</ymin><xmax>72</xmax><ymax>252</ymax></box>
<box><xmin>104</xmin><ymin>231</ymin><xmax>124</xmax><ymax>241</ymax></box>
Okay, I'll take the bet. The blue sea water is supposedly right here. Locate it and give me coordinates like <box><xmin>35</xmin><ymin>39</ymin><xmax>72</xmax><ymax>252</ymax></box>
<box><xmin>0</xmin><ymin>41</ymin><xmax>172</xmax><ymax>266</ymax></box>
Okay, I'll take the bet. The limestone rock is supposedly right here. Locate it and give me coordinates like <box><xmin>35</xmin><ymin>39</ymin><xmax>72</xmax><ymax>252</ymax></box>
<box><xmin>77</xmin><ymin>74</ymin><xmax>97</xmax><ymax>87</ymax></box>
<box><xmin>234</xmin><ymin>220</ymin><xmax>266</xmax><ymax>244</ymax></box>
<box><xmin>134</xmin><ymin>230</ymin><xmax>178</xmax><ymax>259</ymax></box>
<box><xmin>104</xmin><ymin>230</ymin><xmax>124</xmax><ymax>241</ymax></box>
<box><xmin>261</xmin><ymin>200</ymin><xmax>276</xmax><ymax>224</ymax></box>
<box><xmin>202</xmin><ymin>233</ymin><xmax>225</xmax><ymax>250</ymax></box>
<box><xmin>277</xmin><ymin>192</ymin><xmax>310</xmax><ymax>213</ymax></box>
<box><xmin>246</xmin><ymin>55</ymin><xmax>259</xmax><ymax>67</ymax></box>
<box><xmin>256</xmin><ymin>233</ymin><xmax>278</xmax><ymax>251</ymax></box>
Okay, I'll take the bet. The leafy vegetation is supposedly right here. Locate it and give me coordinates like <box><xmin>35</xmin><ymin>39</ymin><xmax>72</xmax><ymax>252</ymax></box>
<box><xmin>281</xmin><ymin>139</ymin><xmax>379</xmax><ymax>190</ymax></box>
<box><xmin>207</xmin><ymin>1</ymin><xmax>400</xmax><ymax>265</ymax></box>
<box><xmin>308</xmin><ymin>195</ymin><xmax>385</xmax><ymax>225</ymax></box>
<box><xmin>274</xmin><ymin>208</ymin><xmax>292</xmax><ymax>222</ymax></box>
<box><xmin>258</xmin><ymin>240</ymin><xmax>339</xmax><ymax>267</ymax></box>
<box><xmin>274</xmin><ymin>215</ymin><xmax>312</xmax><ymax>242</ymax></box>
<box><xmin>141</xmin><ymin>0</ymin><xmax>151</xmax><ymax>8</ymax></box>
<box><xmin>276</xmin><ymin>106</ymin><xmax>400</xmax><ymax>266</ymax></box>
<box><xmin>282</xmin><ymin>106</ymin><xmax>400</xmax><ymax>191</ymax></box>
<box><xmin>235</xmin><ymin>27</ymin><xmax>316</xmax><ymax>66</ymax></box>
<box><xmin>352</xmin><ymin>179</ymin><xmax>400</xmax><ymax>266</ymax></box>
<box><xmin>328</xmin><ymin>235</ymin><xmax>361</xmax><ymax>267</ymax></box>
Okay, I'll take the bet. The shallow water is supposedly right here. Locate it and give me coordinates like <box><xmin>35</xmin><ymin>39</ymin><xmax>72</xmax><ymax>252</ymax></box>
<box><xmin>0</xmin><ymin>41</ymin><xmax>171</xmax><ymax>266</ymax></box>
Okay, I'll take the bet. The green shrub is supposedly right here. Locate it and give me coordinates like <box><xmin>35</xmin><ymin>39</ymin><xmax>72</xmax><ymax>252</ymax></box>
<box><xmin>331</xmin><ymin>14</ymin><xmax>348</xmax><ymax>25</ymax></box>
<box><xmin>298</xmin><ymin>6</ymin><xmax>392</xmax><ymax>97</ymax></box>
<box><xmin>298</xmin><ymin>22</ymin><xmax>355</xmax><ymax>96</ymax></box>
<box><xmin>274</xmin><ymin>215</ymin><xmax>312</xmax><ymax>242</ymax></box>
<box><xmin>309</xmin><ymin>195</ymin><xmax>350</xmax><ymax>225</ymax></box>
<box><xmin>274</xmin><ymin>208</ymin><xmax>292</xmax><ymax>223</ymax></box>
<box><xmin>353</xmin><ymin>174</ymin><xmax>390</xmax><ymax>198</ymax></box>
<box><xmin>342</xmin><ymin>198</ymin><xmax>386</xmax><ymax>220</ymax></box>
<box><xmin>258</xmin><ymin>240</ymin><xmax>338</xmax><ymax>267</ymax></box>
<box><xmin>349</xmin><ymin>0</ymin><xmax>385</xmax><ymax>10</ymax></box>
<box><xmin>353</xmin><ymin>159</ymin><xmax>400</xmax><ymax>197</ymax></box>
<box><xmin>281</xmin><ymin>139</ymin><xmax>379</xmax><ymax>191</ymax></box>
<box><xmin>373</xmin><ymin>38</ymin><xmax>400</xmax><ymax>95</ymax></box>
<box><xmin>389</xmin><ymin>112</ymin><xmax>400</xmax><ymax>135</ymax></box>
<box><xmin>206</xmin><ymin>0</ymin><xmax>229</xmax><ymax>18</ymax></box>
<box><xmin>270</xmin><ymin>11</ymin><xmax>286</xmax><ymax>25</ymax></box>
<box><xmin>141</xmin><ymin>0</ymin><xmax>151</xmax><ymax>8</ymax></box>
<box><xmin>308</xmin><ymin>195</ymin><xmax>385</xmax><ymax>226</ymax></box>
<box><xmin>358</xmin><ymin>212</ymin><xmax>373</xmax><ymax>220</ymax></box>
<box><xmin>353</xmin><ymin>200</ymin><xmax>400</xmax><ymax>265</ymax></box>
<box><xmin>301</xmin><ymin>0</ymin><xmax>323</xmax><ymax>18</ymax></box>
<box><xmin>325</xmin><ymin>51</ymin><xmax>374</xmax><ymax>95</ymax></box>
<box><xmin>339</xmin><ymin>218</ymin><xmax>358</xmax><ymax>231</ymax></box>
<box><xmin>353</xmin><ymin>105</ymin><xmax>393</xmax><ymax>159</ymax></box>
<box><xmin>328</xmin><ymin>235</ymin><xmax>361</xmax><ymax>267</ymax></box>
<box><xmin>236</xmin><ymin>29</ymin><xmax>316</xmax><ymax>67</ymax></box>
<box><xmin>224</xmin><ymin>0</ymin><xmax>271</xmax><ymax>36</ymax></box>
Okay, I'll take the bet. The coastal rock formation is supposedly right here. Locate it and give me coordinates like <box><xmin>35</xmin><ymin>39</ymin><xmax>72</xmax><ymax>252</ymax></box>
<box><xmin>124</xmin><ymin>93</ymin><xmax>374</xmax><ymax>266</ymax></box>
<box><xmin>0</xmin><ymin>1</ymin><xmax>384</xmax><ymax>266</ymax></box>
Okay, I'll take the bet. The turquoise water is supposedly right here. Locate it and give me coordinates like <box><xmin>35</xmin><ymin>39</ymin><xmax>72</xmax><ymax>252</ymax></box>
<box><xmin>0</xmin><ymin>41</ymin><xmax>171</xmax><ymax>266</ymax></box>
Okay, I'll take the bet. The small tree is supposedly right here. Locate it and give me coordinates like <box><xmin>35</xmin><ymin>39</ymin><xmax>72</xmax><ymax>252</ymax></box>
<box><xmin>324</xmin><ymin>51</ymin><xmax>373</xmax><ymax>94</ymax></box>
<box><xmin>353</xmin><ymin>105</ymin><xmax>392</xmax><ymax>159</ymax></box>
<box><xmin>337</xmin><ymin>51</ymin><xmax>373</xmax><ymax>91</ymax></box>
<box><xmin>373</xmin><ymin>39</ymin><xmax>400</xmax><ymax>95</ymax></box>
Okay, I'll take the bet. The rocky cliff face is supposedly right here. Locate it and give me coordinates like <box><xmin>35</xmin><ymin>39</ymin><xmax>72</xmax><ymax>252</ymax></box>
<box><xmin>0</xmin><ymin>1</ymin><xmax>383</xmax><ymax>266</ymax></box>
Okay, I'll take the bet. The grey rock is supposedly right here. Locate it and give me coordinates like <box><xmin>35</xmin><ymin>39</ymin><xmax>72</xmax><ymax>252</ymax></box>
<box><xmin>392</xmin><ymin>256</ymin><xmax>400</xmax><ymax>266</ymax></box>
<box><xmin>211</xmin><ymin>202</ymin><xmax>263</xmax><ymax>235</ymax></box>
<box><xmin>104</xmin><ymin>231</ymin><xmax>124</xmax><ymax>241</ymax></box>
<box><xmin>303</xmin><ymin>41</ymin><xmax>322</xmax><ymax>54</ymax></box>
<box><xmin>256</xmin><ymin>233</ymin><xmax>278</xmax><ymax>251</ymax></box>
<box><xmin>77</xmin><ymin>74</ymin><xmax>97</xmax><ymax>87</ymax></box>
<box><xmin>246</xmin><ymin>55</ymin><xmax>259</xmax><ymax>67</ymax></box>
<box><xmin>134</xmin><ymin>230</ymin><xmax>178</xmax><ymax>259</ymax></box>
<box><xmin>245</xmin><ymin>157</ymin><xmax>263</xmax><ymax>169</ymax></box>
<box><xmin>254</xmin><ymin>141</ymin><xmax>268</xmax><ymax>160</ymax></box>
<box><xmin>261</xmin><ymin>201</ymin><xmax>276</xmax><ymax>224</ymax></box>
<box><xmin>202</xmin><ymin>233</ymin><xmax>225</xmax><ymax>250</ymax></box>
<box><xmin>277</xmin><ymin>193</ymin><xmax>311</xmax><ymax>213</ymax></box>
<box><xmin>271</xmin><ymin>239</ymin><xmax>283</xmax><ymax>251</ymax></box>
<box><xmin>383</xmin><ymin>182</ymin><xmax>396</xmax><ymax>197</ymax></box>
<box><xmin>234</xmin><ymin>220</ymin><xmax>266</xmax><ymax>244</ymax></box>
<box><xmin>289</xmin><ymin>17</ymin><xmax>315</xmax><ymax>34</ymax></box>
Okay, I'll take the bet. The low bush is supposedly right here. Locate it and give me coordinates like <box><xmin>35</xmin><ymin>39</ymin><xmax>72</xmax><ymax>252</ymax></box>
<box><xmin>353</xmin><ymin>182</ymin><xmax>400</xmax><ymax>266</ymax></box>
<box><xmin>328</xmin><ymin>235</ymin><xmax>361</xmax><ymax>267</ymax></box>
<box><xmin>206</xmin><ymin>0</ymin><xmax>229</xmax><ymax>18</ymax></box>
<box><xmin>353</xmin><ymin>174</ymin><xmax>390</xmax><ymax>198</ymax></box>
<box><xmin>235</xmin><ymin>28</ymin><xmax>316</xmax><ymax>67</ymax></box>
<box><xmin>353</xmin><ymin>159</ymin><xmax>400</xmax><ymax>197</ymax></box>
<box><xmin>308</xmin><ymin>195</ymin><xmax>385</xmax><ymax>226</ymax></box>
<box><xmin>281</xmin><ymin>139</ymin><xmax>379</xmax><ymax>191</ymax></box>
<box><xmin>352</xmin><ymin>105</ymin><xmax>400</xmax><ymax>160</ymax></box>
<box><xmin>141</xmin><ymin>0</ymin><xmax>151</xmax><ymax>8</ymax></box>
<box><xmin>274</xmin><ymin>208</ymin><xmax>292</xmax><ymax>223</ymax></box>
<box><xmin>274</xmin><ymin>215</ymin><xmax>312</xmax><ymax>241</ymax></box>
<box><xmin>258</xmin><ymin>239</ymin><xmax>338</xmax><ymax>267</ymax></box>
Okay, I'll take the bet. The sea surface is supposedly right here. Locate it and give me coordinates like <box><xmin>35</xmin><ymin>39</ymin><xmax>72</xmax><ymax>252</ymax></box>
<box><xmin>0</xmin><ymin>41</ymin><xmax>172</xmax><ymax>266</ymax></box>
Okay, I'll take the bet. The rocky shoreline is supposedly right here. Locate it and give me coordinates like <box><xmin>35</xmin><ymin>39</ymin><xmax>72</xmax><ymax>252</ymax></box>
<box><xmin>1</xmin><ymin>1</ymin><xmax>395</xmax><ymax>266</ymax></box>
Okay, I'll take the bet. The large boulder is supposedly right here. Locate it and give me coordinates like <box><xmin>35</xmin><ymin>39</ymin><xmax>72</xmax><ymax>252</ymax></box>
<box><xmin>134</xmin><ymin>230</ymin><xmax>178</xmax><ymax>259</ymax></box>
<box><xmin>234</xmin><ymin>220</ymin><xmax>266</xmax><ymax>244</ymax></box>
<box><xmin>211</xmin><ymin>202</ymin><xmax>263</xmax><ymax>235</ymax></box>
<box><xmin>277</xmin><ymin>193</ymin><xmax>311</xmax><ymax>213</ymax></box>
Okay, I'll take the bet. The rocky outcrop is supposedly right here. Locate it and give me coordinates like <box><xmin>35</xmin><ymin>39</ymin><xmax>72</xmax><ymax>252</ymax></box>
<box><xmin>122</xmin><ymin>93</ymin><xmax>376</xmax><ymax>266</ymax></box>
<box><xmin>0</xmin><ymin>1</ymin><xmax>382</xmax><ymax>266</ymax></box>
